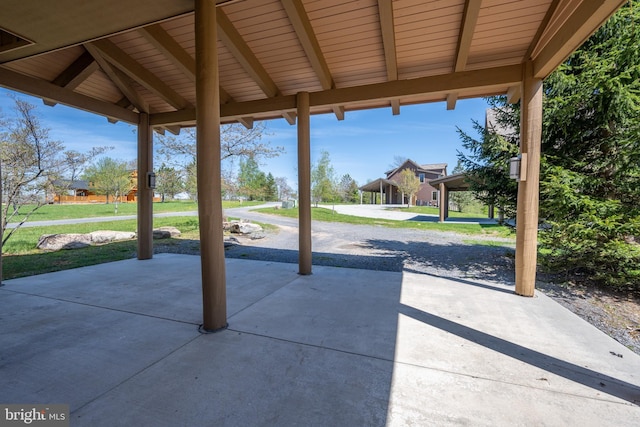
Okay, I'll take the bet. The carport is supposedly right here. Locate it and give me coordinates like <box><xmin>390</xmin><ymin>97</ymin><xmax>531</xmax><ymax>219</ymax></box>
<box><xmin>0</xmin><ymin>0</ymin><xmax>627</xmax><ymax>331</ymax></box>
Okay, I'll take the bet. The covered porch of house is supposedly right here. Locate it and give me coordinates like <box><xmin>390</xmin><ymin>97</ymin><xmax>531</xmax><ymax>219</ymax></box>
<box><xmin>2</xmin><ymin>254</ymin><xmax>639</xmax><ymax>425</ymax></box>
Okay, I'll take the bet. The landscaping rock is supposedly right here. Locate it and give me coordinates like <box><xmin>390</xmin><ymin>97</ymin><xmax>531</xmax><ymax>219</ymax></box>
<box><xmin>229</xmin><ymin>221</ymin><xmax>263</xmax><ymax>234</ymax></box>
<box><xmin>153</xmin><ymin>226</ymin><xmax>181</xmax><ymax>239</ymax></box>
<box><xmin>37</xmin><ymin>234</ymin><xmax>92</xmax><ymax>251</ymax></box>
<box><xmin>89</xmin><ymin>230</ymin><xmax>136</xmax><ymax>244</ymax></box>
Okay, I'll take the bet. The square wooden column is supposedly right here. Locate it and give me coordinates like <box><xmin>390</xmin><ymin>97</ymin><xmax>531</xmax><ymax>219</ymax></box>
<box><xmin>297</xmin><ymin>92</ymin><xmax>312</xmax><ymax>275</ymax></box>
<box><xmin>515</xmin><ymin>61</ymin><xmax>543</xmax><ymax>297</ymax></box>
<box><xmin>438</xmin><ymin>183</ymin><xmax>448</xmax><ymax>222</ymax></box>
<box><xmin>137</xmin><ymin>112</ymin><xmax>153</xmax><ymax>260</ymax></box>
<box><xmin>196</xmin><ymin>0</ymin><xmax>227</xmax><ymax>330</ymax></box>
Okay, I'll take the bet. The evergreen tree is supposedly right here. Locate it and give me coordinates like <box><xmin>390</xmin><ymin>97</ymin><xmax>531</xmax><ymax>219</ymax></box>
<box><xmin>457</xmin><ymin>5</ymin><xmax>640</xmax><ymax>289</ymax></box>
<box><xmin>337</xmin><ymin>174</ymin><xmax>359</xmax><ymax>203</ymax></box>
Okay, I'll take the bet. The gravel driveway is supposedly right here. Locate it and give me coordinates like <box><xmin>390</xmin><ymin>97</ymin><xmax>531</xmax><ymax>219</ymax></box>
<box><xmin>224</xmin><ymin>205</ymin><xmax>517</xmax><ymax>287</ymax></box>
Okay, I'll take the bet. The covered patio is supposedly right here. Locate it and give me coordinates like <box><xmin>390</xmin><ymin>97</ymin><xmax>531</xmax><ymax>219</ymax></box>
<box><xmin>1</xmin><ymin>1</ymin><xmax>638</xmax><ymax>423</ymax></box>
<box><xmin>2</xmin><ymin>254</ymin><xmax>639</xmax><ymax>425</ymax></box>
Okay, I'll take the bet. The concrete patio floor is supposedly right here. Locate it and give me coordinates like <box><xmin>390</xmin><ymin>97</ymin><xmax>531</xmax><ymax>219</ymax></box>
<box><xmin>1</xmin><ymin>254</ymin><xmax>639</xmax><ymax>426</ymax></box>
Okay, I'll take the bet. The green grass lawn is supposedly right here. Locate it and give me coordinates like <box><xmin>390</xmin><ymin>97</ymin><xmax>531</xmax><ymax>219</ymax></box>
<box><xmin>386</xmin><ymin>205</ymin><xmax>490</xmax><ymax>218</ymax></box>
<box><xmin>5</xmin><ymin>200</ymin><xmax>261</xmax><ymax>222</ymax></box>
<box><xmin>256</xmin><ymin>206</ymin><xmax>513</xmax><ymax>237</ymax></box>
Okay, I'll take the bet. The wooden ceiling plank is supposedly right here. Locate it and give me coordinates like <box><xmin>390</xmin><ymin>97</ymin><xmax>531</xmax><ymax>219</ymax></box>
<box><xmin>217</xmin><ymin>9</ymin><xmax>279</xmax><ymax>97</ymax></box>
<box><xmin>454</xmin><ymin>0</ymin><xmax>482</xmax><ymax>72</ymax></box>
<box><xmin>138</xmin><ymin>24</ymin><xmax>196</xmax><ymax>81</ymax></box>
<box><xmin>84</xmin><ymin>43</ymin><xmax>150</xmax><ymax>113</ymax></box>
<box><xmin>89</xmin><ymin>38</ymin><xmax>190</xmax><ymax>110</ymax></box>
<box><xmin>533</xmin><ymin>0</ymin><xmax>625</xmax><ymax>78</ymax></box>
<box><xmin>0</xmin><ymin>65</ymin><xmax>138</xmax><ymax>124</ymax></box>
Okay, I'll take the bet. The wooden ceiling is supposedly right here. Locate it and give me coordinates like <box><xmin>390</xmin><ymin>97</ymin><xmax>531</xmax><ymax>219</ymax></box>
<box><xmin>0</xmin><ymin>0</ymin><xmax>625</xmax><ymax>131</ymax></box>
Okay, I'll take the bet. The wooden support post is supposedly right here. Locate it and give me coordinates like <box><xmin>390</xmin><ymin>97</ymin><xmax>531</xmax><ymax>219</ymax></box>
<box><xmin>0</xmin><ymin>158</ymin><xmax>3</xmax><ymax>286</ymax></box>
<box><xmin>515</xmin><ymin>61</ymin><xmax>543</xmax><ymax>297</ymax></box>
<box><xmin>137</xmin><ymin>112</ymin><xmax>153</xmax><ymax>260</ymax></box>
<box><xmin>379</xmin><ymin>181</ymin><xmax>383</xmax><ymax>205</ymax></box>
<box><xmin>297</xmin><ymin>91</ymin><xmax>312</xmax><ymax>275</ymax></box>
<box><xmin>439</xmin><ymin>183</ymin><xmax>447</xmax><ymax>222</ymax></box>
<box><xmin>196</xmin><ymin>0</ymin><xmax>227</xmax><ymax>330</ymax></box>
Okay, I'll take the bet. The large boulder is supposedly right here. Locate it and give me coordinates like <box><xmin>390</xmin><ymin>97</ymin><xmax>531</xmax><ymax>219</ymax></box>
<box><xmin>153</xmin><ymin>226</ymin><xmax>182</xmax><ymax>239</ymax></box>
<box><xmin>37</xmin><ymin>234</ymin><xmax>92</xmax><ymax>251</ymax></box>
<box><xmin>229</xmin><ymin>221</ymin><xmax>263</xmax><ymax>235</ymax></box>
<box><xmin>89</xmin><ymin>230</ymin><xmax>136</xmax><ymax>244</ymax></box>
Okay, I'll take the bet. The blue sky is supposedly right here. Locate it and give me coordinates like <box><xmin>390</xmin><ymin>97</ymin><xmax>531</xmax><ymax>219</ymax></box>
<box><xmin>0</xmin><ymin>88</ymin><xmax>488</xmax><ymax>188</ymax></box>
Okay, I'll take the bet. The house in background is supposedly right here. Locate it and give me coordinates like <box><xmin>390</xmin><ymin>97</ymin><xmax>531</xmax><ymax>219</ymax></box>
<box><xmin>359</xmin><ymin>159</ymin><xmax>447</xmax><ymax>206</ymax></box>
<box><xmin>52</xmin><ymin>170</ymin><xmax>149</xmax><ymax>203</ymax></box>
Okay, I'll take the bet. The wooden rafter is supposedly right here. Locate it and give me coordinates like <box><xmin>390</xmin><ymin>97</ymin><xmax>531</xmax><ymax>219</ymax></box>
<box><xmin>448</xmin><ymin>0</ymin><xmax>482</xmax><ymax>110</ymax></box>
<box><xmin>377</xmin><ymin>0</ymin><xmax>400</xmax><ymax>115</ymax></box>
<box><xmin>43</xmin><ymin>51</ymin><xmax>99</xmax><ymax>107</ymax></box>
<box><xmin>281</xmin><ymin>0</ymin><xmax>343</xmax><ymax>120</ymax></box>
<box><xmin>0</xmin><ymin>65</ymin><xmax>138</xmax><ymax>124</ymax></box>
<box><xmin>217</xmin><ymin>9</ymin><xmax>277</xmax><ymax>98</ymax></box>
<box><xmin>88</xmin><ymin>38</ymin><xmax>190</xmax><ymax>110</ymax></box>
<box><xmin>139</xmin><ymin>25</ymin><xmax>196</xmax><ymax>82</ymax></box>
<box><xmin>532</xmin><ymin>0</ymin><xmax>625</xmax><ymax>78</ymax></box>
<box><xmin>84</xmin><ymin>44</ymin><xmax>149</xmax><ymax>113</ymax></box>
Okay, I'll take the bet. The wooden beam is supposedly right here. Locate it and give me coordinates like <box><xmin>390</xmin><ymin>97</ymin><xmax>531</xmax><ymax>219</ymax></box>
<box><xmin>282</xmin><ymin>111</ymin><xmax>296</xmax><ymax>125</ymax></box>
<box><xmin>455</xmin><ymin>0</ymin><xmax>482</xmax><ymax>72</ymax></box>
<box><xmin>391</xmin><ymin>99</ymin><xmax>400</xmax><ymax>115</ymax></box>
<box><xmin>310</xmin><ymin>64</ymin><xmax>522</xmax><ymax>108</ymax></box>
<box><xmin>281</xmin><ymin>0</ymin><xmax>345</xmax><ymax>121</ymax></box>
<box><xmin>297</xmin><ymin>91</ymin><xmax>312</xmax><ymax>275</ymax></box>
<box><xmin>217</xmin><ymin>9</ymin><xmax>278</xmax><ymax>97</ymax></box>
<box><xmin>139</xmin><ymin>24</ymin><xmax>196</xmax><ymax>81</ymax></box>
<box><xmin>89</xmin><ymin>38</ymin><xmax>190</xmax><ymax>110</ymax></box>
<box><xmin>507</xmin><ymin>85</ymin><xmax>521</xmax><ymax>104</ymax></box>
<box><xmin>137</xmin><ymin>112</ymin><xmax>153</xmax><ymax>260</ymax></box>
<box><xmin>446</xmin><ymin>93</ymin><xmax>457</xmax><ymax>110</ymax></box>
<box><xmin>196</xmin><ymin>0</ymin><xmax>227</xmax><ymax>331</ymax></box>
<box><xmin>0</xmin><ymin>65</ymin><xmax>138</xmax><ymax>124</ymax></box>
<box><xmin>237</xmin><ymin>116</ymin><xmax>253</xmax><ymax>129</ymax></box>
<box><xmin>533</xmin><ymin>0</ymin><xmax>625</xmax><ymax>78</ymax></box>
<box><xmin>515</xmin><ymin>61</ymin><xmax>543</xmax><ymax>297</ymax></box>
<box><xmin>524</xmin><ymin>0</ymin><xmax>561</xmax><ymax>61</ymax></box>
<box><xmin>150</xmin><ymin>64</ymin><xmax>522</xmax><ymax>126</ymax></box>
<box><xmin>378</xmin><ymin>0</ymin><xmax>398</xmax><ymax>80</ymax></box>
<box><xmin>84</xmin><ymin>43</ymin><xmax>149</xmax><ymax>113</ymax></box>
<box><xmin>52</xmin><ymin>51</ymin><xmax>99</xmax><ymax>91</ymax></box>
<box><xmin>281</xmin><ymin>0</ymin><xmax>332</xmax><ymax>89</ymax></box>
<box><xmin>378</xmin><ymin>0</ymin><xmax>401</xmax><ymax>115</ymax></box>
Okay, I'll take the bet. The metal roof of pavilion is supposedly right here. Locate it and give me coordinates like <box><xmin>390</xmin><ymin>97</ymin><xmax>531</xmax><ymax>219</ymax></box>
<box><xmin>0</xmin><ymin>0</ymin><xmax>625</xmax><ymax>132</ymax></box>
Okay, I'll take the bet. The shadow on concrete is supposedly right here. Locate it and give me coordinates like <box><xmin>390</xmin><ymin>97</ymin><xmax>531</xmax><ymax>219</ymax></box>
<box><xmin>399</xmin><ymin>303</ymin><xmax>640</xmax><ymax>405</ymax></box>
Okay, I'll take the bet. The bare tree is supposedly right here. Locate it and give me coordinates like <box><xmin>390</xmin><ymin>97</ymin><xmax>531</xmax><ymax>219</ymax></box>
<box><xmin>1</xmin><ymin>98</ymin><xmax>64</xmax><ymax>245</ymax></box>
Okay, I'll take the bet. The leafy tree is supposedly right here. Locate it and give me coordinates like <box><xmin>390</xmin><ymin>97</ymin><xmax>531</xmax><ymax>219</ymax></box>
<box><xmin>457</xmin><ymin>5</ymin><xmax>640</xmax><ymax>289</ymax></box>
<box><xmin>311</xmin><ymin>150</ymin><xmax>337</xmax><ymax>205</ymax></box>
<box><xmin>337</xmin><ymin>174</ymin><xmax>359</xmax><ymax>204</ymax></box>
<box><xmin>83</xmin><ymin>157</ymin><xmax>131</xmax><ymax>204</ymax></box>
<box><xmin>395</xmin><ymin>168</ymin><xmax>420</xmax><ymax>207</ymax></box>
<box><xmin>156</xmin><ymin>163</ymin><xmax>183</xmax><ymax>202</ymax></box>
<box><xmin>184</xmin><ymin>161</ymin><xmax>198</xmax><ymax>201</ymax></box>
<box><xmin>448</xmin><ymin>160</ymin><xmax>475</xmax><ymax>212</ymax></box>
<box><xmin>237</xmin><ymin>156</ymin><xmax>267</xmax><ymax>201</ymax></box>
<box><xmin>1</xmin><ymin>98</ymin><xmax>64</xmax><ymax>250</ymax></box>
